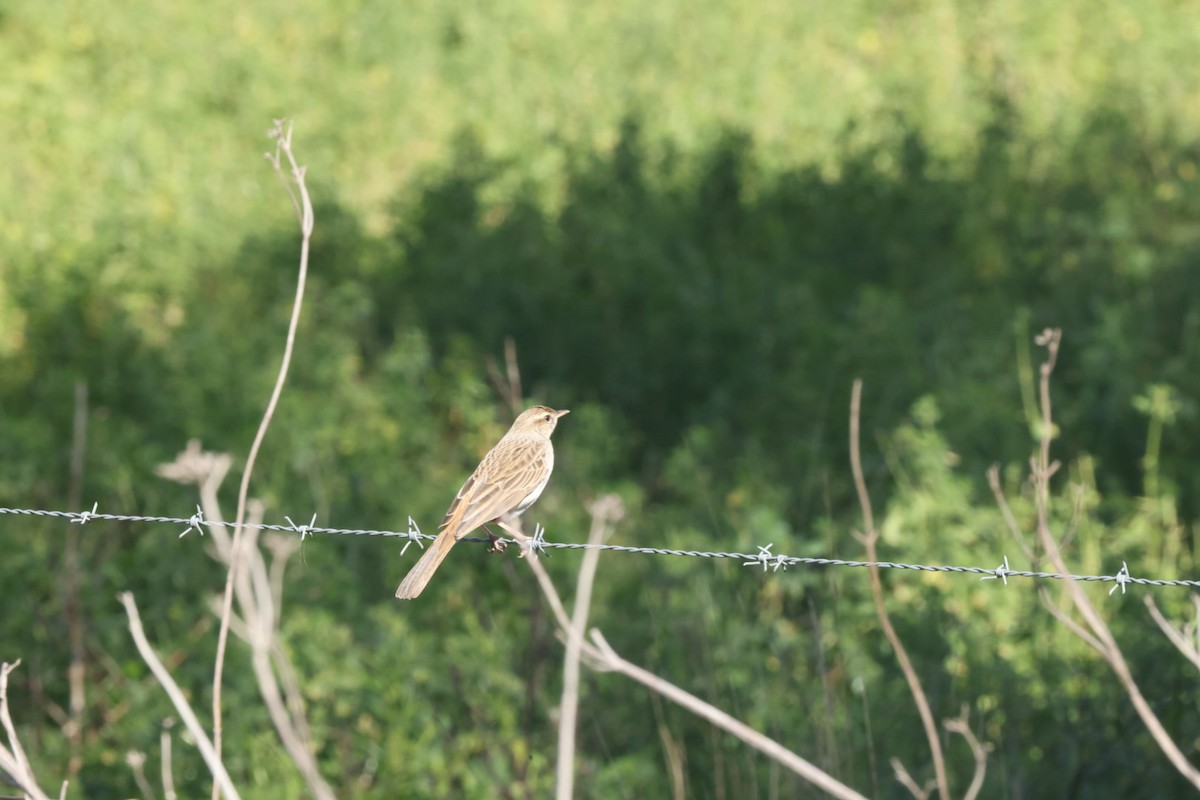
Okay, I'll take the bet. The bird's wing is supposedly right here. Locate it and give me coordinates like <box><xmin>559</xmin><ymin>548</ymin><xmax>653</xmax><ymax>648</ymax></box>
<box><xmin>438</xmin><ymin>474</ymin><xmax>479</xmax><ymax>536</ymax></box>
<box><xmin>440</xmin><ymin>438</ymin><xmax>550</xmax><ymax>538</ymax></box>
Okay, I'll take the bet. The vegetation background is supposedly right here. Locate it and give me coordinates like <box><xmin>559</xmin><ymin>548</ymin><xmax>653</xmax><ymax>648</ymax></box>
<box><xmin>2</xmin><ymin>0</ymin><xmax>1200</xmax><ymax>796</ymax></box>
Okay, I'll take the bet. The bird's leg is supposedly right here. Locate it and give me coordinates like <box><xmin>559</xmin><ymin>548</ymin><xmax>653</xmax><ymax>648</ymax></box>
<box><xmin>483</xmin><ymin>524</ymin><xmax>508</xmax><ymax>554</ymax></box>
<box><xmin>495</xmin><ymin>519</ymin><xmax>539</xmax><ymax>560</ymax></box>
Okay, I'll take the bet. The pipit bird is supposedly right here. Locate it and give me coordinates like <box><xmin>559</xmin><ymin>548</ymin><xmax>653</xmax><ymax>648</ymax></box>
<box><xmin>395</xmin><ymin>405</ymin><xmax>570</xmax><ymax>599</ymax></box>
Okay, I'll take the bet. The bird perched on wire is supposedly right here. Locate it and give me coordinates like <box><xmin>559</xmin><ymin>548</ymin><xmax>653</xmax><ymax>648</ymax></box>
<box><xmin>395</xmin><ymin>405</ymin><xmax>570</xmax><ymax>599</ymax></box>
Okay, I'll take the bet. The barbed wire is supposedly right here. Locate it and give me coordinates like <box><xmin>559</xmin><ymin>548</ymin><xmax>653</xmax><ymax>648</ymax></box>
<box><xmin>2</xmin><ymin>505</ymin><xmax>1197</xmax><ymax>592</ymax></box>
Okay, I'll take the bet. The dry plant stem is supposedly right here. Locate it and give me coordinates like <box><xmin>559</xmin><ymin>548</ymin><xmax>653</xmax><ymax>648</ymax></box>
<box><xmin>1</xmin><ymin>661</ymin><xmax>54</xmax><ymax>800</ymax></box>
<box><xmin>486</xmin><ymin>336</ymin><xmax>524</xmax><ymax>416</ymax></box>
<box><xmin>588</xmin><ymin>629</ymin><xmax>867</xmax><ymax>800</ymax></box>
<box><xmin>943</xmin><ymin>706</ymin><xmax>990</xmax><ymax>800</ymax></box>
<box><xmin>263</xmin><ymin>536</ymin><xmax>319</xmax><ymax>753</ymax></box>
<box><xmin>849</xmin><ymin>380</ymin><xmax>949</xmax><ymax>800</ymax></box>
<box><xmin>227</xmin><ymin>509</ymin><xmax>332</xmax><ymax>800</ymax></box>
<box><xmin>1036</xmin><ymin>586</ymin><xmax>1105</xmax><ymax>655</ymax></box>
<box><xmin>985</xmin><ymin>466</ymin><xmax>1035</xmax><ymax>564</ymax></box>
<box><xmin>1029</xmin><ymin>329</ymin><xmax>1200</xmax><ymax>788</ymax></box>
<box><xmin>244</xmin><ymin>534</ymin><xmax>332</xmax><ymax>799</ymax></box>
<box><xmin>161</xmin><ymin>720</ymin><xmax>177</xmax><ymax>800</ymax></box>
<box><xmin>1144</xmin><ymin>596</ymin><xmax>1200</xmax><ymax>672</ymax></box>
<box><xmin>171</xmin><ymin>451</ymin><xmax>333</xmax><ymax>800</ymax></box>
<box><xmin>555</xmin><ymin>496</ymin><xmax>624</xmax><ymax>800</ymax></box>
<box><xmin>126</xmin><ymin>751</ymin><xmax>154</xmax><ymax>800</ymax></box>
<box><xmin>520</xmin><ymin>554</ymin><xmax>866</xmax><ymax>800</ymax></box>
<box><xmin>118</xmin><ymin>593</ymin><xmax>242</xmax><ymax>800</ymax></box>
<box><xmin>64</xmin><ymin>379</ymin><xmax>88</xmax><ymax>776</ymax></box>
<box><xmin>656</xmin><ymin>719</ymin><xmax>687</xmax><ymax>800</ymax></box>
<box><xmin>989</xmin><ymin>468</ymin><xmax>1100</xmax><ymax>650</ymax></box>
<box><xmin>889</xmin><ymin>759</ymin><xmax>928</xmax><ymax>800</ymax></box>
<box><xmin>211</xmin><ymin>120</ymin><xmax>314</xmax><ymax>800</ymax></box>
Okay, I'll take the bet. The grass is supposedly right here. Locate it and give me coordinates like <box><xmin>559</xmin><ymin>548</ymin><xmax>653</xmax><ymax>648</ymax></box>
<box><xmin>3</xmin><ymin>0</ymin><xmax>1199</xmax><ymax>268</ymax></box>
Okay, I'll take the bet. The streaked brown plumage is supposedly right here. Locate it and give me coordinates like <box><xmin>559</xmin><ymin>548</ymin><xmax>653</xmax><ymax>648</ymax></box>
<box><xmin>395</xmin><ymin>405</ymin><xmax>570</xmax><ymax>599</ymax></box>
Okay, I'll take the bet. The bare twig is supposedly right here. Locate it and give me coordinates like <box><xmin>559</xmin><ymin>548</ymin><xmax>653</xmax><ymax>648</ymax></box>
<box><xmin>262</xmin><ymin>536</ymin><xmax>319</xmax><ymax>760</ymax></box>
<box><xmin>850</xmin><ymin>380</ymin><xmax>949</xmax><ymax>800</ymax></box>
<box><xmin>985</xmin><ymin>465</ymin><xmax>1036</xmax><ymax>564</ymax></box>
<box><xmin>890</xmin><ymin>758</ymin><xmax>929</xmax><ymax>800</ymax></box>
<box><xmin>1</xmin><ymin>660</ymin><xmax>55</xmax><ymax>800</ymax></box>
<box><xmin>64</xmin><ymin>379</ymin><xmax>88</xmax><ymax>776</ymax></box>
<box><xmin>162</xmin><ymin>446</ymin><xmax>335</xmax><ymax>800</ymax></box>
<box><xmin>519</xmin><ymin>535</ymin><xmax>866</xmax><ymax>799</ymax></box>
<box><xmin>1036</xmin><ymin>586</ymin><xmax>1105</xmax><ymax>656</ymax></box>
<box><xmin>1144</xmin><ymin>596</ymin><xmax>1200</xmax><ymax>673</ymax></box>
<box><xmin>943</xmin><ymin>706</ymin><xmax>991</xmax><ymax>800</ymax></box>
<box><xmin>588</xmin><ymin>629</ymin><xmax>865</xmax><ymax>799</ymax></box>
<box><xmin>118</xmin><ymin>593</ymin><xmax>241</xmax><ymax>800</ymax></box>
<box><xmin>486</xmin><ymin>337</ymin><xmax>524</xmax><ymax>416</ymax></box>
<box><xmin>125</xmin><ymin>750</ymin><xmax>154</xmax><ymax>800</ymax></box>
<box><xmin>1056</xmin><ymin>483</ymin><xmax>1086</xmax><ymax>554</ymax></box>
<box><xmin>1026</xmin><ymin>329</ymin><xmax>1200</xmax><ymax>788</ymax></box>
<box><xmin>211</xmin><ymin>120</ymin><xmax>314</xmax><ymax>800</ymax></box>
<box><xmin>654</xmin><ymin>710</ymin><xmax>687</xmax><ymax>800</ymax></box>
<box><xmin>161</xmin><ymin>718</ymin><xmax>177</xmax><ymax>800</ymax></box>
<box><xmin>556</xmin><ymin>495</ymin><xmax>625</xmax><ymax>800</ymax></box>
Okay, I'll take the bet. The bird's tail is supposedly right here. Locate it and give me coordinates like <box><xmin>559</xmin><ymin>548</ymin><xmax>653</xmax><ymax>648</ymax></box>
<box><xmin>395</xmin><ymin>527</ymin><xmax>459</xmax><ymax>599</ymax></box>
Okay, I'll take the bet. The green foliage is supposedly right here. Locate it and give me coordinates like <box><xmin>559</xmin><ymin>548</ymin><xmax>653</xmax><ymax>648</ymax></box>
<box><xmin>4</xmin><ymin>0</ymin><xmax>1200</xmax><ymax>797</ymax></box>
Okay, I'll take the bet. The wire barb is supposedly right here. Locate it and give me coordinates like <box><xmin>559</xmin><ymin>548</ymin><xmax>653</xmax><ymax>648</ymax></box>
<box><xmin>180</xmin><ymin>506</ymin><xmax>206</xmax><ymax>538</ymax></box>
<box><xmin>982</xmin><ymin>555</ymin><xmax>1011</xmax><ymax>586</ymax></box>
<box><xmin>521</xmin><ymin>523</ymin><xmax>549</xmax><ymax>559</ymax></box>
<box><xmin>1</xmin><ymin>506</ymin><xmax>1197</xmax><ymax>590</ymax></box>
<box><xmin>285</xmin><ymin>513</ymin><xmax>318</xmax><ymax>541</ymax></box>
<box><xmin>399</xmin><ymin>516</ymin><xmax>427</xmax><ymax>556</ymax></box>
<box><xmin>1109</xmin><ymin>561</ymin><xmax>1132</xmax><ymax>596</ymax></box>
<box><xmin>744</xmin><ymin>544</ymin><xmax>777</xmax><ymax>572</ymax></box>
<box><xmin>72</xmin><ymin>501</ymin><xmax>99</xmax><ymax>525</ymax></box>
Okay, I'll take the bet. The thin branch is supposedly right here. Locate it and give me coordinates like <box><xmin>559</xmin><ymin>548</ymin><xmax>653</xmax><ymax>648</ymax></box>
<box><xmin>262</xmin><ymin>535</ymin><xmax>318</xmax><ymax>758</ymax></box>
<box><xmin>890</xmin><ymin>758</ymin><xmax>928</xmax><ymax>800</ymax></box>
<box><xmin>519</xmin><ymin>539</ymin><xmax>866</xmax><ymax>799</ymax></box>
<box><xmin>161</xmin><ymin>719</ymin><xmax>177</xmax><ymax>800</ymax></box>
<box><xmin>656</xmin><ymin>719</ymin><xmax>687</xmax><ymax>800</ymax></box>
<box><xmin>1037</xmin><ymin>586</ymin><xmax>1106</xmax><ymax>656</ymax></box>
<box><xmin>163</xmin><ymin>446</ymin><xmax>334</xmax><ymax>800</ymax></box>
<box><xmin>589</xmin><ymin>629</ymin><xmax>866</xmax><ymax>799</ymax></box>
<box><xmin>1027</xmin><ymin>329</ymin><xmax>1200</xmax><ymax>788</ymax></box>
<box><xmin>222</xmin><ymin>507</ymin><xmax>332</xmax><ymax>800</ymax></box>
<box><xmin>64</xmin><ymin>379</ymin><xmax>88</xmax><ymax>776</ymax></box>
<box><xmin>850</xmin><ymin>380</ymin><xmax>949</xmax><ymax>800</ymax></box>
<box><xmin>848</xmin><ymin>380</ymin><xmax>875</xmax><ymax>537</ymax></box>
<box><xmin>1056</xmin><ymin>483</ymin><xmax>1086</xmax><ymax>554</ymax></box>
<box><xmin>1144</xmin><ymin>596</ymin><xmax>1200</xmax><ymax>673</ymax></box>
<box><xmin>556</xmin><ymin>495</ymin><xmax>625</xmax><ymax>800</ymax></box>
<box><xmin>211</xmin><ymin>120</ymin><xmax>314</xmax><ymax>799</ymax></box>
<box><xmin>117</xmin><ymin>593</ymin><xmax>241</xmax><ymax>800</ymax></box>
<box><xmin>125</xmin><ymin>751</ymin><xmax>155</xmax><ymax>800</ymax></box>
<box><xmin>1</xmin><ymin>660</ymin><xmax>54</xmax><ymax>800</ymax></box>
<box><xmin>486</xmin><ymin>336</ymin><xmax>524</xmax><ymax>416</ymax></box>
<box><xmin>943</xmin><ymin>706</ymin><xmax>991</xmax><ymax>800</ymax></box>
<box><xmin>985</xmin><ymin>465</ymin><xmax>1035</xmax><ymax>564</ymax></box>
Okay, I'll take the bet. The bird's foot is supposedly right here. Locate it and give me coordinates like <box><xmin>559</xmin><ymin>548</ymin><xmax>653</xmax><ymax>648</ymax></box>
<box><xmin>486</xmin><ymin>529</ymin><xmax>508</xmax><ymax>554</ymax></box>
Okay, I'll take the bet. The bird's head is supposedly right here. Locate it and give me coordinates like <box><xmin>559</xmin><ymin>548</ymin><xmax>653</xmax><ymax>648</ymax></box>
<box><xmin>511</xmin><ymin>405</ymin><xmax>570</xmax><ymax>437</ymax></box>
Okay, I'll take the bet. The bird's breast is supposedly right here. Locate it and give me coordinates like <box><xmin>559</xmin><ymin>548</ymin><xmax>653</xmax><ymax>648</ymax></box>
<box><xmin>512</xmin><ymin>472</ymin><xmax>551</xmax><ymax>516</ymax></box>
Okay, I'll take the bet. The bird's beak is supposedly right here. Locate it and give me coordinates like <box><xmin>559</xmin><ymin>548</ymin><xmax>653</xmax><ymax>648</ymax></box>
<box><xmin>555</xmin><ymin>409</ymin><xmax>571</xmax><ymax>418</ymax></box>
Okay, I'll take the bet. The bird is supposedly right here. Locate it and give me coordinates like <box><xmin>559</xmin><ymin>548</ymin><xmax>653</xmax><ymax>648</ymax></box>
<box><xmin>395</xmin><ymin>405</ymin><xmax>570</xmax><ymax>599</ymax></box>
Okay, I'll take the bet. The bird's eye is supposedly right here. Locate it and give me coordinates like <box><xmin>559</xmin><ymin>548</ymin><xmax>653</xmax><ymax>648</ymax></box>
<box><xmin>544</xmin><ymin>414</ymin><xmax>552</xmax><ymax>422</ymax></box>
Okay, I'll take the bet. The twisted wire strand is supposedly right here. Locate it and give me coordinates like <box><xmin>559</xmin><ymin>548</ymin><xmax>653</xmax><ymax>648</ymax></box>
<box><xmin>2</xmin><ymin>505</ymin><xmax>1197</xmax><ymax>588</ymax></box>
